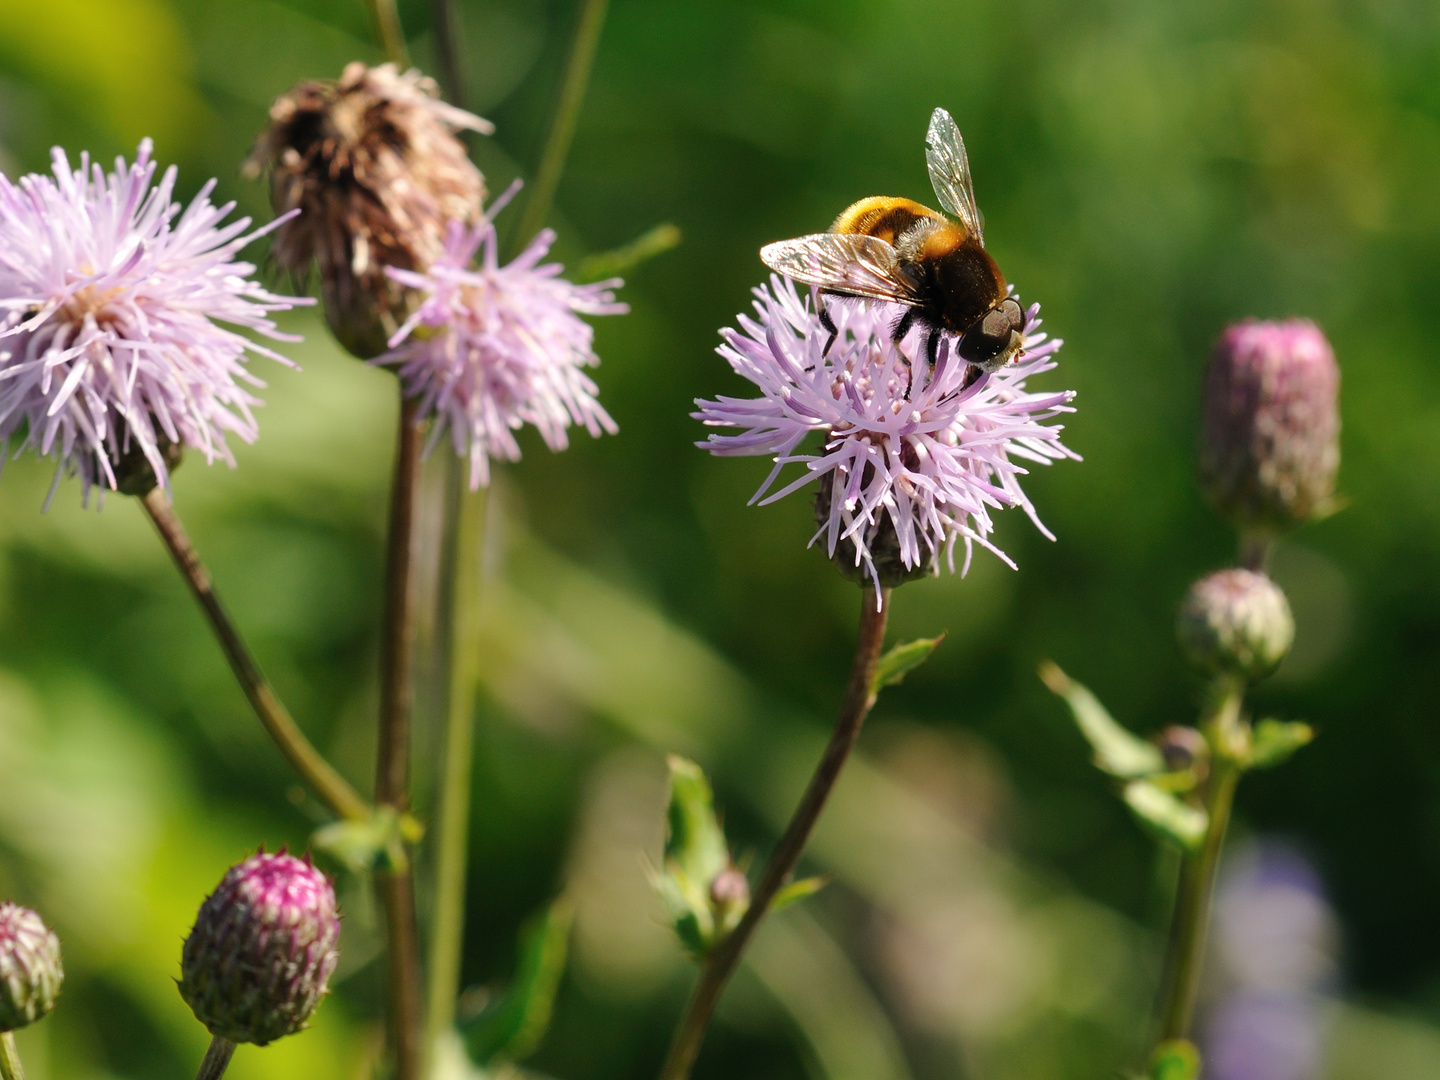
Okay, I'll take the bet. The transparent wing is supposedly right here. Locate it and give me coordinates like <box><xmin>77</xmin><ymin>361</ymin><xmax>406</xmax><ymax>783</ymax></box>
<box><xmin>759</xmin><ymin>233</ymin><xmax>923</xmax><ymax>306</ymax></box>
<box><xmin>926</xmin><ymin>107</ymin><xmax>983</xmax><ymax>245</ymax></box>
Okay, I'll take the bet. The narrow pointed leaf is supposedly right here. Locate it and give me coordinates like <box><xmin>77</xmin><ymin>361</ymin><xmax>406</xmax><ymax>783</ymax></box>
<box><xmin>770</xmin><ymin>875</ymin><xmax>829</xmax><ymax>913</ymax></box>
<box><xmin>1123</xmin><ymin>780</ymin><xmax>1208</xmax><ymax>851</ymax></box>
<box><xmin>1039</xmin><ymin>661</ymin><xmax>1165</xmax><ymax>778</ymax></box>
<box><xmin>464</xmin><ymin>897</ymin><xmax>574</xmax><ymax>1066</ymax></box>
<box><xmin>870</xmin><ymin>635</ymin><xmax>946</xmax><ymax>696</ymax></box>
<box><xmin>577</xmin><ymin>222</ymin><xmax>682</xmax><ymax>281</ymax></box>
<box><xmin>1248</xmin><ymin>719</ymin><xmax>1314</xmax><ymax>769</ymax></box>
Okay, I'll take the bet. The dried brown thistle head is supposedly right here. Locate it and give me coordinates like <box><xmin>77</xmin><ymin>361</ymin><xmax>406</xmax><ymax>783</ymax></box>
<box><xmin>246</xmin><ymin>62</ymin><xmax>491</xmax><ymax>358</ymax></box>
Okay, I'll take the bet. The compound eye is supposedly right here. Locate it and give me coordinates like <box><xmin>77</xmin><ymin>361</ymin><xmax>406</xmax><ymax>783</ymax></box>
<box><xmin>997</xmin><ymin>297</ymin><xmax>1025</xmax><ymax>333</ymax></box>
<box><xmin>957</xmin><ymin>314</ymin><xmax>1010</xmax><ymax>365</ymax></box>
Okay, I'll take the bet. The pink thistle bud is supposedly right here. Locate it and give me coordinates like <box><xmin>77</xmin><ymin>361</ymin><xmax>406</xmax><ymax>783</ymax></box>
<box><xmin>1199</xmin><ymin>320</ymin><xmax>1340</xmax><ymax>533</ymax></box>
<box><xmin>179</xmin><ymin>851</ymin><xmax>340</xmax><ymax>1046</ymax></box>
<box><xmin>1176</xmin><ymin>569</ymin><xmax>1294</xmax><ymax>682</ymax></box>
<box><xmin>0</xmin><ymin>903</ymin><xmax>63</xmax><ymax>1032</ymax></box>
<box><xmin>247</xmin><ymin>63</ymin><xmax>492</xmax><ymax>359</ymax></box>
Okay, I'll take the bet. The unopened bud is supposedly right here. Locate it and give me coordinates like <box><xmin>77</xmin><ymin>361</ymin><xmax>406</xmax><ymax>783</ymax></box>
<box><xmin>709</xmin><ymin>867</ymin><xmax>750</xmax><ymax>913</ymax></box>
<box><xmin>1155</xmin><ymin>725</ymin><xmax>1210</xmax><ymax>782</ymax></box>
<box><xmin>1176</xmin><ymin>569</ymin><xmax>1294</xmax><ymax>682</ymax></box>
<box><xmin>247</xmin><ymin>63</ymin><xmax>490</xmax><ymax>358</ymax></box>
<box><xmin>180</xmin><ymin>851</ymin><xmax>340</xmax><ymax>1046</ymax></box>
<box><xmin>0</xmin><ymin>903</ymin><xmax>63</xmax><ymax>1032</ymax></box>
<box><xmin>1199</xmin><ymin>319</ymin><xmax>1340</xmax><ymax>533</ymax></box>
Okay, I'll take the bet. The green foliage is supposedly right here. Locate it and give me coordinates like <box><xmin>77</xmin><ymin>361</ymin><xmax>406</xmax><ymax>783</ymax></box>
<box><xmin>1248</xmin><ymin>719</ymin><xmax>1315</xmax><ymax>769</ymax></box>
<box><xmin>655</xmin><ymin>755</ymin><xmax>748</xmax><ymax>960</ymax></box>
<box><xmin>1039</xmin><ymin>662</ymin><xmax>1165</xmax><ymax>779</ymax></box>
<box><xmin>576</xmin><ymin>222</ymin><xmax>682</xmax><ymax>282</ymax></box>
<box><xmin>311</xmin><ymin>806</ymin><xmax>417</xmax><ymax>874</ymax></box>
<box><xmin>1123</xmin><ymin>780</ymin><xmax>1208</xmax><ymax>852</ymax></box>
<box><xmin>463</xmin><ymin>898</ymin><xmax>574</xmax><ymax>1067</ymax></box>
<box><xmin>870</xmin><ymin>635</ymin><xmax>946</xmax><ymax>697</ymax></box>
<box><xmin>1148</xmin><ymin>1039</ymin><xmax>1201</xmax><ymax>1080</ymax></box>
<box><xmin>770</xmin><ymin>875</ymin><xmax>829</xmax><ymax>912</ymax></box>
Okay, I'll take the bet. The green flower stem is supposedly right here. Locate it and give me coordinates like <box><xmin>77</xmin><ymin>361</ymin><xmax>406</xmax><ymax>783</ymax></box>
<box><xmin>430</xmin><ymin>0</ymin><xmax>464</xmax><ymax>106</ymax></box>
<box><xmin>140</xmin><ymin>489</ymin><xmax>371</xmax><ymax>822</ymax></box>
<box><xmin>376</xmin><ymin>393</ymin><xmax>427</xmax><ymax>1080</ymax></box>
<box><xmin>423</xmin><ymin>484</ymin><xmax>488</xmax><ymax>1076</ymax></box>
<box><xmin>1156</xmin><ymin>683</ymin><xmax>1244</xmax><ymax>1044</ymax></box>
<box><xmin>0</xmin><ymin>1032</ymin><xmax>25</xmax><ymax>1080</ymax></box>
<box><xmin>194</xmin><ymin>1036</ymin><xmax>236</xmax><ymax>1080</ymax></box>
<box><xmin>366</xmin><ymin>0</ymin><xmax>410</xmax><ymax>66</ymax></box>
<box><xmin>1238</xmin><ymin>529</ymin><xmax>1273</xmax><ymax>573</ymax></box>
<box><xmin>658</xmin><ymin>589</ymin><xmax>892</xmax><ymax>1080</ymax></box>
<box><xmin>506</xmin><ymin>0</ymin><xmax>611</xmax><ymax>259</ymax></box>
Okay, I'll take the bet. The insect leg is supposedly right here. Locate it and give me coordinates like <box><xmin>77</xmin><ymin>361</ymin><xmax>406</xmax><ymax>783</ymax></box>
<box><xmin>819</xmin><ymin>294</ymin><xmax>839</xmax><ymax>357</ymax></box>
<box><xmin>925</xmin><ymin>329</ymin><xmax>941</xmax><ymax>390</ymax></box>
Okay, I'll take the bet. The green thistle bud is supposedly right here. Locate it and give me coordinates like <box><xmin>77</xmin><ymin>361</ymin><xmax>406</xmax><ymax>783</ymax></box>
<box><xmin>1176</xmin><ymin>569</ymin><xmax>1294</xmax><ymax>682</ymax></box>
<box><xmin>0</xmin><ymin>903</ymin><xmax>63</xmax><ymax>1033</ymax></box>
<box><xmin>179</xmin><ymin>851</ymin><xmax>340</xmax><ymax>1046</ymax></box>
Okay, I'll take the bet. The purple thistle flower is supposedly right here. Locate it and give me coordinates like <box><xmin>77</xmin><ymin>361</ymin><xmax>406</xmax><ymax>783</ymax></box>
<box><xmin>0</xmin><ymin>903</ymin><xmax>63</xmax><ymax>1033</ymax></box>
<box><xmin>694</xmin><ymin>276</ymin><xmax>1077</xmax><ymax>596</ymax></box>
<box><xmin>377</xmin><ymin>183</ymin><xmax>626</xmax><ymax>488</ymax></box>
<box><xmin>0</xmin><ymin>140</ymin><xmax>310</xmax><ymax>506</ymax></box>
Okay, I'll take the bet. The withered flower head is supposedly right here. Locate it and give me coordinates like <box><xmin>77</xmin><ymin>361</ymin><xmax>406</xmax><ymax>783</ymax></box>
<box><xmin>247</xmin><ymin>62</ymin><xmax>492</xmax><ymax>358</ymax></box>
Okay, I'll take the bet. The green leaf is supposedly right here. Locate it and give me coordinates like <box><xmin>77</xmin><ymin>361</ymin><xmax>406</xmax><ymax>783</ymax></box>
<box><xmin>1248</xmin><ymin>719</ymin><xmax>1315</xmax><ymax>769</ymax></box>
<box><xmin>464</xmin><ymin>897</ymin><xmax>575</xmax><ymax>1066</ymax></box>
<box><xmin>664</xmin><ymin>756</ymin><xmax>729</xmax><ymax>886</ymax></box>
<box><xmin>1149</xmin><ymin>1039</ymin><xmax>1201</xmax><ymax>1080</ymax></box>
<box><xmin>870</xmin><ymin>635</ymin><xmax>946</xmax><ymax>696</ymax></box>
<box><xmin>655</xmin><ymin>756</ymin><xmax>734</xmax><ymax>959</ymax></box>
<box><xmin>312</xmin><ymin>806</ymin><xmax>408</xmax><ymax>873</ymax></box>
<box><xmin>1039</xmin><ymin>661</ymin><xmax>1165</xmax><ymax>779</ymax></box>
<box><xmin>771</xmin><ymin>875</ymin><xmax>829</xmax><ymax>912</ymax></box>
<box><xmin>1123</xmin><ymin>780</ymin><xmax>1208</xmax><ymax>851</ymax></box>
<box><xmin>577</xmin><ymin>222</ymin><xmax>682</xmax><ymax>281</ymax></box>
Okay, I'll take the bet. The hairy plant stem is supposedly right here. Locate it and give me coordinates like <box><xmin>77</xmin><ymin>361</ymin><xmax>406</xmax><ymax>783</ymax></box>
<box><xmin>366</xmin><ymin>0</ymin><xmax>410</xmax><ymax>67</ymax></box>
<box><xmin>140</xmin><ymin>488</ymin><xmax>370</xmax><ymax>821</ymax></box>
<box><xmin>1155</xmin><ymin>681</ymin><xmax>1244</xmax><ymax>1045</ymax></box>
<box><xmin>423</xmin><ymin>482</ymin><xmax>488</xmax><ymax>1076</ymax></box>
<box><xmin>0</xmin><ymin>1032</ymin><xmax>25</xmax><ymax>1080</ymax></box>
<box><xmin>658</xmin><ymin>588</ymin><xmax>892</xmax><ymax>1080</ymax></box>
<box><xmin>194</xmin><ymin>1036</ymin><xmax>236</xmax><ymax>1080</ymax></box>
<box><xmin>377</xmin><ymin>392</ymin><xmax>426</xmax><ymax>1080</ymax></box>
<box><xmin>430</xmin><ymin>0</ymin><xmax>464</xmax><ymax>106</ymax></box>
<box><xmin>506</xmin><ymin>0</ymin><xmax>611</xmax><ymax>259</ymax></box>
<box><xmin>1238</xmin><ymin>529</ymin><xmax>1274</xmax><ymax>572</ymax></box>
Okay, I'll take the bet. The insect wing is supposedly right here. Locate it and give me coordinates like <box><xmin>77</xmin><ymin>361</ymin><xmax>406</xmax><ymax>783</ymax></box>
<box><xmin>926</xmin><ymin>107</ymin><xmax>984</xmax><ymax>245</ymax></box>
<box><xmin>759</xmin><ymin>233</ymin><xmax>922</xmax><ymax>306</ymax></box>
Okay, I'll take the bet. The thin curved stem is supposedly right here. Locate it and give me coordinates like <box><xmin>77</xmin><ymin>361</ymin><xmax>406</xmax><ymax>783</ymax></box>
<box><xmin>506</xmin><ymin>0</ymin><xmax>610</xmax><ymax>259</ymax></box>
<box><xmin>377</xmin><ymin>392</ymin><xmax>426</xmax><ymax>1080</ymax></box>
<box><xmin>194</xmin><ymin>1036</ymin><xmax>236</xmax><ymax>1080</ymax></box>
<box><xmin>1155</xmin><ymin>684</ymin><xmax>1244</xmax><ymax>1043</ymax></box>
<box><xmin>0</xmin><ymin>1032</ymin><xmax>25</xmax><ymax>1080</ymax></box>
<box><xmin>140</xmin><ymin>489</ymin><xmax>370</xmax><ymax>822</ymax></box>
<box><xmin>423</xmin><ymin>483</ymin><xmax>488</xmax><ymax>1075</ymax></box>
<box><xmin>366</xmin><ymin>0</ymin><xmax>410</xmax><ymax>67</ymax></box>
<box><xmin>658</xmin><ymin>588</ymin><xmax>891</xmax><ymax>1080</ymax></box>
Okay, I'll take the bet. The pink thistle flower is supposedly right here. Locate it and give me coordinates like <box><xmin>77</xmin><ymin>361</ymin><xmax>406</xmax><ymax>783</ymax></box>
<box><xmin>377</xmin><ymin>184</ymin><xmax>626</xmax><ymax>488</ymax></box>
<box><xmin>0</xmin><ymin>140</ymin><xmax>310</xmax><ymax>505</ymax></box>
<box><xmin>695</xmin><ymin>277</ymin><xmax>1078</xmax><ymax>598</ymax></box>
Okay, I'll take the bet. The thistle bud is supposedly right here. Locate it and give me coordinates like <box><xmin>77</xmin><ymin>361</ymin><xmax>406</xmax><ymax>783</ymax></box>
<box><xmin>1176</xmin><ymin>569</ymin><xmax>1294</xmax><ymax>682</ymax></box>
<box><xmin>247</xmin><ymin>63</ymin><xmax>491</xmax><ymax>358</ymax></box>
<box><xmin>1199</xmin><ymin>320</ymin><xmax>1340</xmax><ymax>533</ymax></box>
<box><xmin>179</xmin><ymin>851</ymin><xmax>340</xmax><ymax>1046</ymax></box>
<box><xmin>0</xmin><ymin>904</ymin><xmax>63</xmax><ymax>1032</ymax></box>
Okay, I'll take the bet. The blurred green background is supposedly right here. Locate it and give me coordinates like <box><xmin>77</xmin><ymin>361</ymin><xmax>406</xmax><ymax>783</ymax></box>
<box><xmin>2</xmin><ymin>0</ymin><xmax>1440</xmax><ymax>1078</ymax></box>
